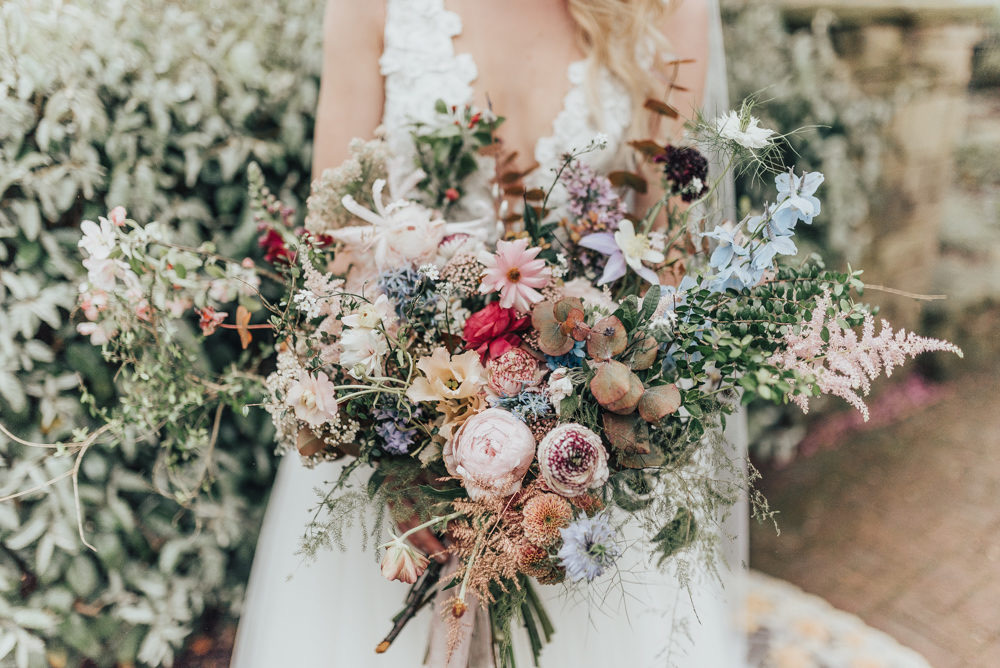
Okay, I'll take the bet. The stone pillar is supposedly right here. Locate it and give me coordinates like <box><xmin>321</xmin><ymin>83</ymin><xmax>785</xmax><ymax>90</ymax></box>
<box><xmin>779</xmin><ymin>1</ymin><xmax>990</xmax><ymax>328</ymax></box>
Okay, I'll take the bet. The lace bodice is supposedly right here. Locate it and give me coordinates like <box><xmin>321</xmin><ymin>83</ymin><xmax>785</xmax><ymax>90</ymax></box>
<box><xmin>379</xmin><ymin>0</ymin><xmax>634</xmax><ymax>218</ymax></box>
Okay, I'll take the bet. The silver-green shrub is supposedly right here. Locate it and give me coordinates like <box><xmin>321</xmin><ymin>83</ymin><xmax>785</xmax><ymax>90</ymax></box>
<box><xmin>0</xmin><ymin>0</ymin><xmax>322</xmax><ymax>665</ymax></box>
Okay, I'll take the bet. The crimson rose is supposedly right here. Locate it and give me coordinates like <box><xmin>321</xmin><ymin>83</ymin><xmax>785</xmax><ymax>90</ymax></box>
<box><xmin>463</xmin><ymin>302</ymin><xmax>530</xmax><ymax>361</ymax></box>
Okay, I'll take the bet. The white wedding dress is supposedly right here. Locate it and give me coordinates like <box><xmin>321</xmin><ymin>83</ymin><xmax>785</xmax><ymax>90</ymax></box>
<box><xmin>232</xmin><ymin>1</ymin><xmax>747</xmax><ymax>666</ymax></box>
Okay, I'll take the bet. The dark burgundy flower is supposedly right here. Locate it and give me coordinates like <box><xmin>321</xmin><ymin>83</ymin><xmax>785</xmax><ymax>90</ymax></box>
<box><xmin>655</xmin><ymin>145</ymin><xmax>709</xmax><ymax>202</ymax></box>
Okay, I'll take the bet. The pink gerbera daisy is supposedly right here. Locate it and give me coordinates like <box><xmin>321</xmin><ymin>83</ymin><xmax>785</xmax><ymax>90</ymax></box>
<box><xmin>479</xmin><ymin>239</ymin><xmax>551</xmax><ymax>313</ymax></box>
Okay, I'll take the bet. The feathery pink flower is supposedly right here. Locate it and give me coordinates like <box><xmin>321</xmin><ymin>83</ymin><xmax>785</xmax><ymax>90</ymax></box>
<box><xmin>479</xmin><ymin>239</ymin><xmax>551</xmax><ymax>313</ymax></box>
<box><xmin>770</xmin><ymin>291</ymin><xmax>962</xmax><ymax>420</ymax></box>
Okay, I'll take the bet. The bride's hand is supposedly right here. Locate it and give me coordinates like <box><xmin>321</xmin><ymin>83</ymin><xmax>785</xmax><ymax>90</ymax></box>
<box><xmin>390</xmin><ymin>498</ymin><xmax>449</xmax><ymax>564</ymax></box>
<box><xmin>297</xmin><ymin>427</ymin><xmax>448</xmax><ymax>562</ymax></box>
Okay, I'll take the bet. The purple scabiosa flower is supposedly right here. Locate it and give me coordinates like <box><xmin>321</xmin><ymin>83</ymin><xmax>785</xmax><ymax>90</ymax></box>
<box><xmin>374</xmin><ymin>406</ymin><xmax>420</xmax><ymax>455</ymax></box>
<box><xmin>655</xmin><ymin>145</ymin><xmax>709</xmax><ymax>202</ymax></box>
<box><xmin>557</xmin><ymin>514</ymin><xmax>621</xmax><ymax>582</ymax></box>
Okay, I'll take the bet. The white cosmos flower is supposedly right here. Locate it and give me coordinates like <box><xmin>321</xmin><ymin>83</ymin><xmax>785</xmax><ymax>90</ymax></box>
<box><xmin>714</xmin><ymin>111</ymin><xmax>775</xmax><ymax>150</ymax></box>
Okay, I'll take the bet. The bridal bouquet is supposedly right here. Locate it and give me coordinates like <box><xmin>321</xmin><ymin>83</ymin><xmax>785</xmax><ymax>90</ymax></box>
<box><xmin>65</xmin><ymin>98</ymin><xmax>960</xmax><ymax>664</ymax></box>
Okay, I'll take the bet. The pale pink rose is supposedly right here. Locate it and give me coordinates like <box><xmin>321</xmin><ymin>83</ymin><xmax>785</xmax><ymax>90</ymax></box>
<box><xmin>537</xmin><ymin>423</ymin><xmax>609</xmax><ymax>497</ymax></box>
<box><xmin>486</xmin><ymin>348</ymin><xmax>542</xmax><ymax>397</ymax></box>
<box><xmin>380</xmin><ymin>539</ymin><xmax>430</xmax><ymax>584</ymax></box>
<box><xmin>285</xmin><ymin>371</ymin><xmax>339</xmax><ymax>427</ymax></box>
<box><xmin>444</xmin><ymin>408</ymin><xmax>535</xmax><ymax>500</ymax></box>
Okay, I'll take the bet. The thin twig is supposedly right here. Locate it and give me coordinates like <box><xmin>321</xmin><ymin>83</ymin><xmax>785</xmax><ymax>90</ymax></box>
<box><xmin>0</xmin><ymin>469</ymin><xmax>74</xmax><ymax>503</ymax></box>
<box><xmin>863</xmin><ymin>284</ymin><xmax>947</xmax><ymax>301</ymax></box>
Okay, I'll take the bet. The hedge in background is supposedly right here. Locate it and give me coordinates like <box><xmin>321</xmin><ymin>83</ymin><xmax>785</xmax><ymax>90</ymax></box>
<box><xmin>721</xmin><ymin>1</ymin><xmax>894</xmax><ymax>462</ymax></box>
<box><xmin>0</xmin><ymin>0</ymin><xmax>322</xmax><ymax>665</ymax></box>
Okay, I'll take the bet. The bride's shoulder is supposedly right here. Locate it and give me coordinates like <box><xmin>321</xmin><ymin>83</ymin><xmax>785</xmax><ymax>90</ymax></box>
<box><xmin>662</xmin><ymin>0</ymin><xmax>710</xmax><ymax>43</ymax></box>
<box><xmin>322</xmin><ymin>0</ymin><xmax>385</xmax><ymax>43</ymax></box>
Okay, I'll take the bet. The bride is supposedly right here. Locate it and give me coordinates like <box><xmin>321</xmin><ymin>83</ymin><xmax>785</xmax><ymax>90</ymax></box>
<box><xmin>232</xmin><ymin>0</ymin><xmax>747</xmax><ymax>665</ymax></box>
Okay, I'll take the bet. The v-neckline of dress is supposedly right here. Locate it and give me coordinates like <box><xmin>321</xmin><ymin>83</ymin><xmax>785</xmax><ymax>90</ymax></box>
<box><xmin>438</xmin><ymin>0</ymin><xmax>589</xmax><ymax>172</ymax></box>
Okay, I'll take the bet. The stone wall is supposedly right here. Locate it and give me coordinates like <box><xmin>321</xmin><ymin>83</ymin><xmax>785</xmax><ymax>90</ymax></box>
<box><xmin>779</xmin><ymin>1</ymin><xmax>992</xmax><ymax>330</ymax></box>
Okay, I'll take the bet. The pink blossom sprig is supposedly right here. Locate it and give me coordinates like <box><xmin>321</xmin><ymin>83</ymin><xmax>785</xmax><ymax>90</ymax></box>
<box><xmin>770</xmin><ymin>291</ymin><xmax>962</xmax><ymax>420</ymax></box>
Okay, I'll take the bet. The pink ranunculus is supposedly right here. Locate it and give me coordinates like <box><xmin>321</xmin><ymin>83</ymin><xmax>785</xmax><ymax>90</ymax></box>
<box><xmin>487</xmin><ymin>348</ymin><xmax>542</xmax><ymax>397</ymax></box>
<box><xmin>462</xmin><ymin>302</ymin><xmax>529</xmax><ymax>362</ymax></box>
<box><xmin>380</xmin><ymin>538</ymin><xmax>430</xmax><ymax>585</ymax></box>
<box><xmin>537</xmin><ymin>423</ymin><xmax>609</xmax><ymax>497</ymax></box>
<box><xmin>285</xmin><ymin>371</ymin><xmax>339</xmax><ymax>428</ymax></box>
<box><xmin>444</xmin><ymin>408</ymin><xmax>536</xmax><ymax>500</ymax></box>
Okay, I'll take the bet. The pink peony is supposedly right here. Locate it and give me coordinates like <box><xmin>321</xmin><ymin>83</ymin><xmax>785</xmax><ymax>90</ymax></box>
<box><xmin>479</xmin><ymin>238</ymin><xmax>551</xmax><ymax>313</ymax></box>
<box><xmin>444</xmin><ymin>408</ymin><xmax>536</xmax><ymax>500</ymax></box>
<box><xmin>462</xmin><ymin>302</ymin><xmax>530</xmax><ymax>362</ymax></box>
<box><xmin>537</xmin><ymin>423</ymin><xmax>609</xmax><ymax>497</ymax></box>
<box><xmin>380</xmin><ymin>538</ymin><xmax>430</xmax><ymax>584</ymax></box>
<box><xmin>486</xmin><ymin>348</ymin><xmax>542</xmax><ymax>397</ymax></box>
<box><xmin>285</xmin><ymin>371</ymin><xmax>339</xmax><ymax>428</ymax></box>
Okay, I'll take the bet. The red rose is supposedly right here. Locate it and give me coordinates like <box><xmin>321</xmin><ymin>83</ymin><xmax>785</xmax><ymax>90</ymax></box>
<box><xmin>257</xmin><ymin>227</ymin><xmax>293</xmax><ymax>264</ymax></box>
<box><xmin>463</xmin><ymin>302</ymin><xmax>530</xmax><ymax>362</ymax></box>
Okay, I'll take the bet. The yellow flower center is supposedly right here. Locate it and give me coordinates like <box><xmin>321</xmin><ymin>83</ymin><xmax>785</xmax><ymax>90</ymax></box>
<box><xmin>506</xmin><ymin>267</ymin><xmax>521</xmax><ymax>283</ymax></box>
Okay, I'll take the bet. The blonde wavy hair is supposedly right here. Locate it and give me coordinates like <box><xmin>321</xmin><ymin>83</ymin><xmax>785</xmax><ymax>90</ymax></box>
<box><xmin>567</xmin><ymin>0</ymin><xmax>676</xmax><ymax>134</ymax></box>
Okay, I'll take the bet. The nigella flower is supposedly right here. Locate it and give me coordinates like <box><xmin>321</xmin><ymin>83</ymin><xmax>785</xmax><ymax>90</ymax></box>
<box><xmin>374</xmin><ymin>407</ymin><xmax>420</xmax><ymax>455</ymax></box>
<box><xmin>545</xmin><ymin>340</ymin><xmax>587</xmax><ymax>370</ymax></box>
<box><xmin>377</xmin><ymin>266</ymin><xmax>433</xmax><ymax>318</ymax></box>
<box><xmin>557</xmin><ymin>514</ymin><xmax>621</xmax><ymax>582</ymax></box>
<box><xmin>714</xmin><ymin>110</ymin><xmax>775</xmax><ymax>150</ymax></box>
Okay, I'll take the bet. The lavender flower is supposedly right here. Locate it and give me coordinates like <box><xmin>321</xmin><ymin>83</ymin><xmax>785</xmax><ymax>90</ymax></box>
<box><xmin>561</xmin><ymin>160</ymin><xmax>627</xmax><ymax>235</ymax></box>
<box><xmin>557</xmin><ymin>514</ymin><xmax>621</xmax><ymax>582</ymax></box>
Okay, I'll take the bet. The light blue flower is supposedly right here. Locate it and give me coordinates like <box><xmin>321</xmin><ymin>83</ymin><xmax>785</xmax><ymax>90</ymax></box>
<box><xmin>557</xmin><ymin>514</ymin><xmax>621</xmax><ymax>583</ymax></box>
<box><xmin>771</xmin><ymin>170</ymin><xmax>824</xmax><ymax>234</ymax></box>
<box><xmin>702</xmin><ymin>224</ymin><xmax>748</xmax><ymax>270</ymax></box>
<box><xmin>751</xmin><ymin>234</ymin><xmax>798</xmax><ymax>272</ymax></box>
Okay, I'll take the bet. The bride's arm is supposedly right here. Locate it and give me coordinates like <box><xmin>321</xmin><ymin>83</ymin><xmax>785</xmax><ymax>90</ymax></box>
<box><xmin>307</xmin><ymin>2</ymin><xmax>448</xmax><ymax>562</ymax></box>
<box><xmin>635</xmin><ymin>0</ymin><xmax>710</xmax><ymax>234</ymax></box>
<box><xmin>311</xmin><ymin>0</ymin><xmax>386</xmax><ymax>178</ymax></box>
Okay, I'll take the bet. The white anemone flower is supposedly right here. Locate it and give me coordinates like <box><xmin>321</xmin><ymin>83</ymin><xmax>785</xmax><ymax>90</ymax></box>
<box><xmin>714</xmin><ymin>111</ymin><xmax>775</xmax><ymax>150</ymax></box>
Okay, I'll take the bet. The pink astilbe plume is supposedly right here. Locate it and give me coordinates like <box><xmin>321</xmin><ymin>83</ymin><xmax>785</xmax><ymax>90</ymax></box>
<box><xmin>770</xmin><ymin>291</ymin><xmax>962</xmax><ymax>421</ymax></box>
